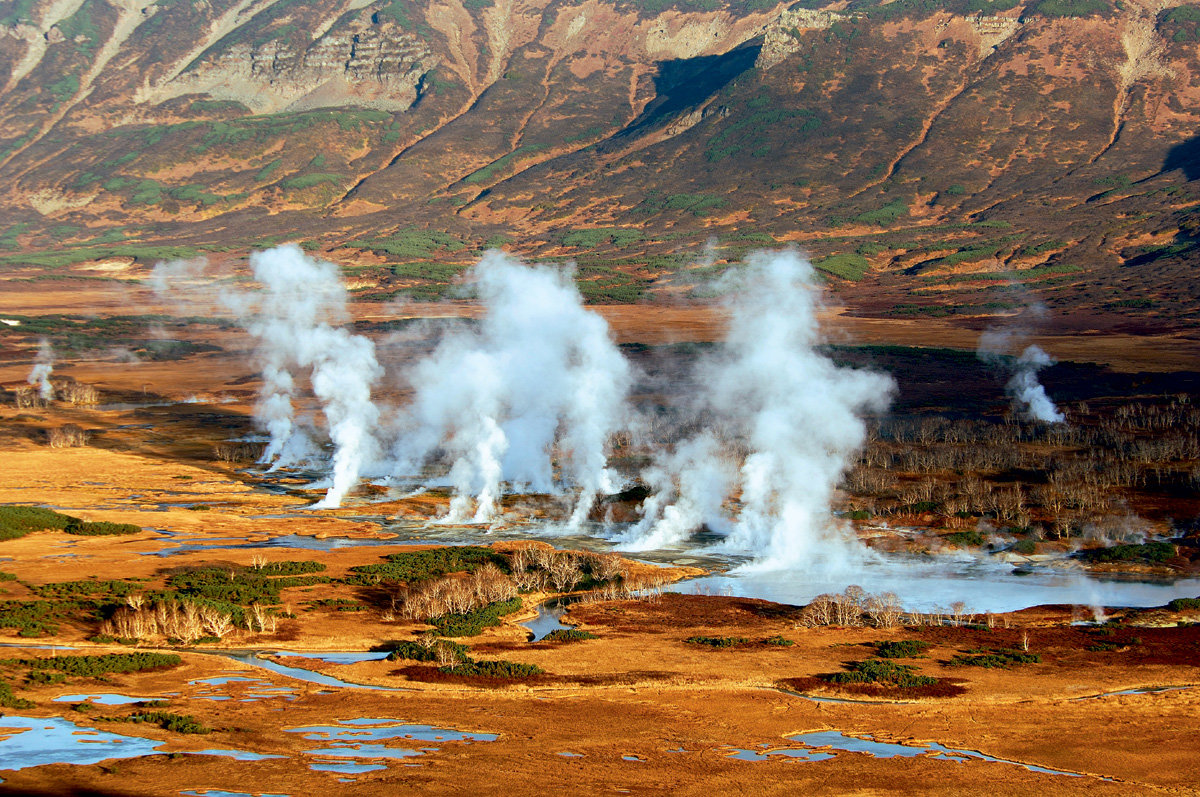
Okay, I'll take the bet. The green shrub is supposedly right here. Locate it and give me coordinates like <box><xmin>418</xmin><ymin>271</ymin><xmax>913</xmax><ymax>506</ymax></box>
<box><xmin>0</xmin><ymin>680</ymin><xmax>34</xmax><ymax>710</ymax></box>
<box><xmin>388</xmin><ymin>639</ymin><xmax>471</xmax><ymax>662</ymax></box>
<box><xmin>28</xmin><ymin>579</ymin><xmax>140</xmax><ymax>600</ymax></box>
<box><xmin>945</xmin><ymin>531</ymin><xmax>983</xmax><ymax>547</ymax></box>
<box><xmin>948</xmin><ymin>650</ymin><xmax>1040</xmax><ymax>668</ymax></box>
<box><xmin>439</xmin><ymin>659</ymin><xmax>543</xmax><ymax>678</ymax></box>
<box><xmin>1033</xmin><ymin>0</ymin><xmax>1110</xmax><ymax>17</ymax></box>
<box><xmin>685</xmin><ymin>636</ymin><xmax>748</xmax><ymax>648</ymax></box>
<box><xmin>874</xmin><ymin>640</ymin><xmax>931</xmax><ymax>658</ymax></box>
<box><xmin>345</xmin><ymin>547</ymin><xmax>507</xmax><ymax>586</ymax></box>
<box><xmin>1011</xmin><ymin>539</ymin><xmax>1037</xmax><ymax>555</ymax></box>
<box><xmin>1080</xmin><ymin>542</ymin><xmax>1175</xmax><ymax>564</ymax></box>
<box><xmin>1168</xmin><ymin>597</ymin><xmax>1200</xmax><ymax>611</ymax></box>
<box><xmin>27</xmin><ymin>670</ymin><xmax>66</xmax><ymax>684</ymax></box>
<box><xmin>0</xmin><ymin>599</ymin><xmax>73</xmax><ymax>636</ymax></box>
<box><xmin>542</xmin><ymin>629</ymin><xmax>597</xmax><ymax>642</ymax></box>
<box><xmin>813</xmin><ymin>253</ymin><xmax>869</xmax><ymax>281</ymax></box>
<box><xmin>432</xmin><ymin>597</ymin><xmax>523</xmax><ymax>637</ymax></box>
<box><xmin>256</xmin><ymin>561</ymin><xmax>326</xmax><ymax>576</ymax></box>
<box><xmin>0</xmin><ymin>506</ymin><xmax>79</xmax><ymax>540</ymax></box>
<box><xmin>108</xmin><ymin>711</ymin><xmax>209</xmax><ymax>734</ymax></box>
<box><xmin>825</xmin><ymin>658</ymin><xmax>936</xmax><ymax>687</ymax></box>
<box><xmin>10</xmin><ymin>652</ymin><xmax>181</xmax><ymax>677</ymax></box>
<box><xmin>854</xmin><ymin>200</ymin><xmax>909</xmax><ymax>227</ymax></box>
<box><xmin>762</xmin><ymin>635</ymin><xmax>794</xmax><ymax>647</ymax></box>
<box><xmin>64</xmin><ymin>521</ymin><xmax>141</xmax><ymax>536</ymax></box>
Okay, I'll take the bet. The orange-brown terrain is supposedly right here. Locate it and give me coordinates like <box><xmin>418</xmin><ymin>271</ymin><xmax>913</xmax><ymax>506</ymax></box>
<box><xmin>3</xmin><ymin>0</ymin><xmax>1200</xmax><ymax>791</ymax></box>
<box><xmin>0</xmin><ymin>294</ymin><xmax>1198</xmax><ymax>795</ymax></box>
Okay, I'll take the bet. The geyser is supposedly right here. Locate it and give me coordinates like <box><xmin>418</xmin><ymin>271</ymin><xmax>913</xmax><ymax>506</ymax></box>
<box><xmin>28</xmin><ymin>338</ymin><xmax>54</xmax><ymax>400</ymax></box>
<box><xmin>154</xmin><ymin>244</ymin><xmax>382</xmax><ymax>508</ymax></box>
<box><xmin>237</xmin><ymin>245</ymin><xmax>383</xmax><ymax>508</ymax></box>
<box><xmin>618</xmin><ymin>250</ymin><xmax>895</xmax><ymax>570</ymax></box>
<box><xmin>389</xmin><ymin>251</ymin><xmax>631</xmax><ymax>526</ymax></box>
<box><xmin>1007</xmin><ymin>344</ymin><xmax>1064</xmax><ymax>423</ymax></box>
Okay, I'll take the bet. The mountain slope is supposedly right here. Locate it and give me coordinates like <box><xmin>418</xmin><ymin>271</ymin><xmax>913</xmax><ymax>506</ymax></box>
<box><xmin>1</xmin><ymin>0</ymin><xmax>1198</xmax><ymax>326</ymax></box>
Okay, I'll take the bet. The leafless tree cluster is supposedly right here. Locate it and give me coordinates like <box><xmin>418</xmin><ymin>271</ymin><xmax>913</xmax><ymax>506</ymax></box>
<box><xmin>101</xmin><ymin>597</ymin><xmax>248</xmax><ymax>642</ymax></box>
<box><xmin>393</xmin><ymin>564</ymin><xmax>519</xmax><ymax>621</ymax></box>
<box><xmin>795</xmin><ymin>587</ymin><xmax>920</xmax><ymax>628</ymax></box>
<box><xmin>577</xmin><ymin>569</ymin><xmax>671</xmax><ymax>604</ymax></box>
<box><xmin>47</xmin><ymin>423</ymin><xmax>88</xmax><ymax>448</ymax></box>
<box><xmin>214</xmin><ymin>442</ymin><xmax>267</xmax><ymax>463</ymax></box>
<box><xmin>841</xmin><ymin>395</ymin><xmax>1200</xmax><ymax>539</ymax></box>
<box><xmin>12</xmin><ymin>385</ymin><xmax>46</xmax><ymax>408</ymax></box>
<box><xmin>57</xmin><ymin>380</ymin><xmax>99</xmax><ymax>406</ymax></box>
<box><xmin>507</xmin><ymin>546</ymin><xmax>627</xmax><ymax>593</ymax></box>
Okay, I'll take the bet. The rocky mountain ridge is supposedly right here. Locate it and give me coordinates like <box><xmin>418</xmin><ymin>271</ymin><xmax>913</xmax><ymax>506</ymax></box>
<box><xmin>1</xmin><ymin>0</ymin><xmax>1198</xmax><ymax>324</ymax></box>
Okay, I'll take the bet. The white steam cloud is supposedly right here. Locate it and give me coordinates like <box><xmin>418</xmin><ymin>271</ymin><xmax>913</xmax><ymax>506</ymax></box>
<box><xmin>617</xmin><ymin>250</ymin><xmax>895</xmax><ymax>570</ymax></box>
<box><xmin>237</xmin><ymin>245</ymin><xmax>383</xmax><ymax>508</ymax></box>
<box><xmin>1008</xmin><ymin>344</ymin><xmax>1064</xmax><ymax>423</ymax></box>
<box><xmin>391</xmin><ymin>251</ymin><xmax>631</xmax><ymax>526</ymax></box>
<box><xmin>153</xmin><ymin>244</ymin><xmax>382</xmax><ymax>508</ymax></box>
<box><xmin>27</xmin><ymin>338</ymin><xmax>54</xmax><ymax>400</ymax></box>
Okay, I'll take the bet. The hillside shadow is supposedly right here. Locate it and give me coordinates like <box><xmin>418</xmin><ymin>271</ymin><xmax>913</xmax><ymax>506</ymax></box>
<box><xmin>1163</xmin><ymin>134</ymin><xmax>1200</xmax><ymax>180</ymax></box>
<box><xmin>617</xmin><ymin>39</ymin><xmax>762</xmax><ymax>138</ymax></box>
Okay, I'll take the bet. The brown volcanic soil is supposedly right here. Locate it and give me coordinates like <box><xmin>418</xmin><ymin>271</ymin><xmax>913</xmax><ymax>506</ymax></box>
<box><xmin>0</xmin><ymin>293</ymin><xmax>1198</xmax><ymax>794</ymax></box>
<box><xmin>0</xmin><ymin>426</ymin><xmax>1197</xmax><ymax>794</ymax></box>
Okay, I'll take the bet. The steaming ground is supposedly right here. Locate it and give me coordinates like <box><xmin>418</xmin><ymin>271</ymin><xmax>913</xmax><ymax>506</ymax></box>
<box><xmin>154</xmin><ymin>245</ymin><xmax>898</xmax><ymax>573</ymax></box>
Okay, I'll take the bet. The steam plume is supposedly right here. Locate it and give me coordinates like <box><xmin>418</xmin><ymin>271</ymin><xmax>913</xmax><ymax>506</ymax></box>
<box><xmin>28</xmin><ymin>338</ymin><xmax>54</xmax><ymax>400</ymax></box>
<box><xmin>238</xmin><ymin>245</ymin><xmax>383</xmax><ymax>508</ymax></box>
<box><xmin>391</xmin><ymin>251</ymin><xmax>630</xmax><ymax>525</ymax></box>
<box><xmin>1008</xmin><ymin>344</ymin><xmax>1064</xmax><ymax>423</ymax></box>
<box><xmin>619</xmin><ymin>250</ymin><xmax>895</xmax><ymax>569</ymax></box>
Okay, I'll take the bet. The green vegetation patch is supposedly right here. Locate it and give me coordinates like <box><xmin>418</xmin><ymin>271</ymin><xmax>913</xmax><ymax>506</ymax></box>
<box><xmin>106</xmin><ymin>711</ymin><xmax>210</xmax><ymax>734</ymax></box>
<box><xmin>345</xmin><ymin>547</ymin><xmax>507</xmax><ymax>586</ymax></box>
<box><xmin>388</xmin><ymin>639</ymin><xmax>471</xmax><ymax>662</ymax></box>
<box><xmin>346</xmin><ymin>228</ymin><xmax>467</xmax><ymax>261</ymax></box>
<box><xmin>948</xmin><ymin>650</ymin><xmax>1040</xmax><ymax>668</ymax></box>
<box><xmin>685</xmin><ymin>636</ymin><xmax>749</xmax><ymax>648</ymax></box>
<box><xmin>1168</xmin><ymin>597</ymin><xmax>1200</xmax><ymax>611</ymax></box>
<box><xmin>432</xmin><ymin>597</ymin><xmax>523</xmax><ymax>637</ymax></box>
<box><xmin>853</xmin><ymin>200</ymin><xmax>909</xmax><ymax>227</ymax></box>
<box><xmin>10</xmin><ymin>652</ymin><xmax>182</xmax><ymax>677</ymax></box>
<box><xmin>0</xmin><ymin>506</ymin><xmax>78</xmax><ymax>540</ymax></box>
<box><xmin>1078</xmin><ymin>541</ymin><xmax>1175</xmax><ymax>564</ymax></box>
<box><xmin>542</xmin><ymin>629</ymin><xmax>597</xmax><ymax>643</ymax></box>
<box><xmin>256</xmin><ymin>561</ymin><xmax>326</xmax><ymax>576</ymax></box>
<box><xmin>439</xmin><ymin>659</ymin><xmax>543</xmax><ymax>678</ymax></box>
<box><xmin>27</xmin><ymin>579</ymin><xmax>141</xmax><ymax>601</ymax></box>
<box><xmin>65</xmin><ymin>521</ymin><xmax>141</xmax><ymax>536</ymax></box>
<box><xmin>164</xmin><ymin>565</ymin><xmax>328</xmax><ymax>606</ymax></box>
<box><xmin>944</xmin><ymin>530</ymin><xmax>984</xmax><ymax>547</ymax></box>
<box><xmin>1032</xmin><ymin>0</ymin><xmax>1110</xmax><ymax>17</ymax></box>
<box><xmin>874</xmin><ymin>640</ymin><xmax>931</xmax><ymax>658</ymax></box>
<box><xmin>824</xmin><ymin>658</ymin><xmax>936</xmax><ymax>687</ymax></box>
<box><xmin>561</xmin><ymin>228</ymin><xmax>644</xmax><ymax>249</ymax></box>
<box><xmin>813</xmin><ymin>253</ymin><xmax>869</xmax><ymax>281</ymax></box>
<box><xmin>463</xmin><ymin>145</ymin><xmax>544</xmax><ymax>184</ymax></box>
<box><xmin>636</xmin><ymin>192</ymin><xmax>729</xmax><ymax>217</ymax></box>
<box><xmin>0</xmin><ymin>681</ymin><xmax>34</xmax><ymax>710</ymax></box>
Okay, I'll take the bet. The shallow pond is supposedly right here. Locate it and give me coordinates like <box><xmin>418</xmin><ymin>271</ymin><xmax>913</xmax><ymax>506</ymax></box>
<box><xmin>0</xmin><ymin>716</ymin><xmax>284</xmax><ymax>771</ymax></box>
<box><xmin>286</xmin><ymin>718</ymin><xmax>498</xmax><ymax>770</ymax></box>
<box><xmin>674</xmin><ymin>556</ymin><xmax>1200</xmax><ymax>614</ymax></box>
<box><xmin>520</xmin><ymin>602</ymin><xmax>574</xmax><ymax>642</ymax></box>
<box><xmin>146</xmin><ymin>533</ymin><xmax>414</xmax><ymax>557</ymax></box>
<box><xmin>211</xmin><ymin>653</ymin><xmax>408</xmax><ymax>692</ymax></box>
<box><xmin>728</xmin><ymin>731</ymin><xmax>1100</xmax><ymax>779</ymax></box>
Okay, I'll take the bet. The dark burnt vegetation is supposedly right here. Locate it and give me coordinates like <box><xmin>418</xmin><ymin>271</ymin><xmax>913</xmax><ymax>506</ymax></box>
<box><xmin>838</xmin><ymin>389</ymin><xmax>1200</xmax><ymax>562</ymax></box>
